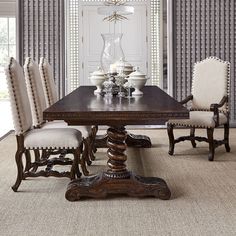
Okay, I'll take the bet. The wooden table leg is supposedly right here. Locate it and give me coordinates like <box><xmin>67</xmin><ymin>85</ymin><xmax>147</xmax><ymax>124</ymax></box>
<box><xmin>95</xmin><ymin>132</ymin><xmax>152</xmax><ymax>149</ymax></box>
<box><xmin>65</xmin><ymin>126</ymin><xmax>170</xmax><ymax>201</ymax></box>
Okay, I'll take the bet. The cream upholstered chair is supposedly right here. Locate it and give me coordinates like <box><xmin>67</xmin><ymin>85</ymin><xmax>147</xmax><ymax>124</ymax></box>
<box><xmin>38</xmin><ymin>57</ymin><xmax>58</xmax><ymax>107</ymax></box>
<box><xmin>167</xmin><ymin>57</ymin><xmax>230</xmax><ymax>161</ymax></box>
<box><xmin>39</xmin><ymin>57</ymin><xmax>97</xmax><ymax>167</ymax></box>
<box><xmin>24</xmin><ymin>57</ymin><xmax>91</xmax><ymax>175</ymax></box>
<box><xmin>5</xmin><ymin>57</ymin><xmax>83</xmax><ymax>192</ymax></box>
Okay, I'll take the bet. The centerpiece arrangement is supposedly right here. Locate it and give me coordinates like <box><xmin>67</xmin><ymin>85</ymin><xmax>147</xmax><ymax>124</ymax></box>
<box><xmin>90</xmin><ymin>61</ymin><xmax>148</xmax><ymax>97</ymax></box>
<box><xmin>90</xmin><ymin>0</ymin><xmax>148</xmax><ymax>97</ymax></box>
<box><xmin>90</xmin><ymin>58</ymin><xmax>133</xmax><ymax>97</ymax></box>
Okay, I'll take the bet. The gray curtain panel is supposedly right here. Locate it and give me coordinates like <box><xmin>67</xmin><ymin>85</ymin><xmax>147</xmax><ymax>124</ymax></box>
<box><xmin>17</xmin><ymin>0</ymin><xmax>65</xmax><ymax>98</ymax></box>
<box><xmin>172</xmin><ymin>0</ymin><xmax>236</xmax><ymax>125</ymax></box>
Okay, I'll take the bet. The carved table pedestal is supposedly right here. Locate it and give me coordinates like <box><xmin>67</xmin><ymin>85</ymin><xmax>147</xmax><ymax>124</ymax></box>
<box><xmin>65</xmin><ymin>126</ymin><xmax>170</xmax><ymax>200</ymax></box>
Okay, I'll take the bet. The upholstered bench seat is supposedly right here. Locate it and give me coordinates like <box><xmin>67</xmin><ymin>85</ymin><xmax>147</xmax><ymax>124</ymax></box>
<box><xmin>168</xmin><ymin>111</ymin><xmax>228</xmax><ymax>128</ymax></box>
<box><xmin>24</xmin><ymin>128</ymin><xmax>82</xmax><ymax>149</ymax></box>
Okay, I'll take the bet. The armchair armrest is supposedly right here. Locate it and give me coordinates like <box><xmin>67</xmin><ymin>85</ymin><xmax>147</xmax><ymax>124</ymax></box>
<box><xmin>180</xmin><ymin>95</ymin><xmax>193</xmax><ymax>105</ymax></box>
<box><xmin>210</xmin><ymin>96</ymin><xmax>228</xmax><ymax>127</ymax></box>
<box><xmin>218</xmin><ymin>96</ymin><xmax>228</xmax><ymax>108</ymax></box>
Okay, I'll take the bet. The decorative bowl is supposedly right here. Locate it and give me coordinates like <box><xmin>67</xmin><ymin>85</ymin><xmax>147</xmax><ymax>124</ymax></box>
<box><xmin>90</xmin><ymin>67</ymin><xmax>107</xmax><ymax>94</ymax></box>
<box><xmin>128</xmin><ymin>67</ymin><xmax>147</xmax><ymax>96</ymax></box>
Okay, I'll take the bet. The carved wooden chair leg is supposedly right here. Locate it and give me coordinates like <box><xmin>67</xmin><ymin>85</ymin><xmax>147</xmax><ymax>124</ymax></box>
<box><xmin>207</xmin><ymin>128</ymin><xmax>215</xmax><ymax>161</ymax></box>
<box><xmin>24</xmin><ymin>150</ymin><xmax>32</xmax><ymax>173</ymax></box>
<box><xmin>92</xmin><ymin>144</ymin><xmax>97</xmax><ymax>154</ymax></box>
<box><xmin>32</xmin><ymin>149</ymin><xmax>40</xmax><ymax>172</ymax></box>
<box><xmin>41</xmin><ymin>149</ymin><xmax>50</xmax><ymax>160</ymax></box>
<box><xmin>89</xmin><ymin>126</ymin><xmax>98</xmax><ymax>161</ymax></box>
<box><xmin>76</xmin><ymin>147</ymin><xmax>82</xmax><ymax>178</ymax></box>
<box><xmin>80</xmin><ymin>138</ymin><xmax>90</xmax><ymax>176</ymax></box>
<box><xmin>75</xmin><ymin>144</ymin><xmax>83</xmax><ymax>176</ymax></box>
<box><xmin>88</xmin><ymin>140</ymin><xmax>96</xmax><ymax>163</ymax></box>
<box><xmin>34</xmin><ymin>149</ymin><xmax>41</xmax><ymax>161</ymax></box>
<box><xmin>83</xmin><ymin>137</ymin><xmax>92</xmax><ymax>166</ymax></box>
<box><xmin>59</xmin><ymin>149</ymin><xmax>67</xmax><ymax>159</ymax></box>
<box><xmin>167</xmin><ymin>124</ymin><xmax>175</xmax><ymax>155</ymax></box>
<box><xmin>12</xmin><ymin>149</ymin><xmax>24</xmax><ymax>192</ymax></box>
<box><xmin>79</xmin><ymin>141</ymin><xmax>83</xmax><ymax>153</ymax></box>
<box><xmin>224</xmin><ymin>123</ymin><xmax>230</xmax><ymax>152</ymax></box>
<box><xmin>70</xmin><ymin>148</ymin><xmax>81</xmax><ymax>179</ymax></box>
<box><xmin>92</xmin><ymin>125</ymin><xmax>98</xmax><ymax>154</ymax></box>
<box><xmin>190</xmin><ymin>127</ymin><xmax>197</xmax><ymax>148</ymax></box>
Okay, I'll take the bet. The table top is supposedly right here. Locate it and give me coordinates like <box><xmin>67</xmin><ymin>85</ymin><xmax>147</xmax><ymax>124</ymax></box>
<box><xmin>43</xmin><ymin>86</ymin><xmax>189</xmax><ymax>126</ymax></box>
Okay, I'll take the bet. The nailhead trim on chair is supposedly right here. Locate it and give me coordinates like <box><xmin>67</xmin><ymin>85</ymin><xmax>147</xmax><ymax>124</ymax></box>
<box><xmin>191</xmin><ymin>56</ymin><xmax>230</xmax><ymax>113</ymax></box>
<box><xmin>25</xmin><ymin>57</ymin><xmax>42</xmax><ymax>126</ymax></box>
<box><xmin>168</xmin><ymin>110</ymin><xmax>228</xmax><ymax>128</ymax></box>
<box><xmin>26</xmin><ymin>146</ymin><xmax>77</xmax><ymax>150</ymax></box>
<box><xmin>189</xmin><ymin>108</ymin><xmax>227</xmax><ymax>114</ymax></box>
<box><xmin>226</xmin><ymin>62</ymin><xmax>230</xmax><ymax>112</ymax></box>
<box><xmin>167</xmin><ymin>122</ymin><xmax>220</xmax><ymax>129</ymax></box>
<box><xmin>7</xmin><ymin>58</ymin><xmax>25</xmax><ymax>134</ymax></box>
<box><xmin>39</xmin><ymin>57</ymin><xmax>54</xmax><ymax>107</ymax></box>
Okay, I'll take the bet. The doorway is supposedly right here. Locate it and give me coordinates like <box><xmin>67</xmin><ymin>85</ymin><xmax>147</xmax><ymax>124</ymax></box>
<box><xmin>79</xmin><ymin>2</ymin><xmax>148</xmax><ymax>85</ymax></box>
<box><xmin>65</xmin><ymin>0</ymin><xmax>165</xmax><ymax>93</ymax></box>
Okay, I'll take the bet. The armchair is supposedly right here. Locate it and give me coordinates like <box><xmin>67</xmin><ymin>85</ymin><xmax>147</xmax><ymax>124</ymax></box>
<box><xmin>167</xmin><ymin>57</ymin><xmax>230</xmax><ymax>161</ymax></box>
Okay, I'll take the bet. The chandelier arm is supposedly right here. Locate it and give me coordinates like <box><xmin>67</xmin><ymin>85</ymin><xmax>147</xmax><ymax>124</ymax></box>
<box><xmin>98</xmin><ymin>0</ymin><xmax>134</xmax><ymax>22</ymax></box>
<box><xmin>105</xmin><ymin>0</ymin><xmax>126</xmax><ymax>6</ymax></box>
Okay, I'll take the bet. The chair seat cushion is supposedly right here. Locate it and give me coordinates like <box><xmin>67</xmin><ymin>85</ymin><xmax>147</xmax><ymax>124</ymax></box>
<box><xmin>41</xmin><ymin>121</ymin><xmax>91</xmax><ymax>137</ymax></box>
<box><xmin>168</xmin><ymin>111</ymin><xmax>228</xmax><ymax>128</ymax></box>
<box><xmin>24</xmin><ymin>128</ymin><xmax>82</xmax><ymax>149</ymax></box>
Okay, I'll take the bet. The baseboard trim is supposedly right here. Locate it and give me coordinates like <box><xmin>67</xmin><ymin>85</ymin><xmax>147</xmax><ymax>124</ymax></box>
<box><xmin>0</xmin><ymin>130</ymin><xmax>14</xmax><ymax>141</ymax></box>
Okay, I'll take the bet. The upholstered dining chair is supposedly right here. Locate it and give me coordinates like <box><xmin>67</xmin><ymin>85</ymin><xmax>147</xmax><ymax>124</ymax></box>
<box><xmin>5</xmin><ymin>57</ymin><xmax>83</xmax><ymax>192</ymax></box>
<box><xmin>39</xmin><ymin>57</ymin><xmax>97</xmax><ymax>166</ymax></box>
<box><xmin>24</xmin><ymin>57</ymin><xmax>92</xmax><ymax>175</ymax></box>
<box><xmin>38</xmin><ymin>57</ymin><xmax>58</xmax><ymax>107</ymax></box>
<box><xmin>167</xmin><ymin>57</ymin><xmax>230</xmax><ymax>161</ymax></box>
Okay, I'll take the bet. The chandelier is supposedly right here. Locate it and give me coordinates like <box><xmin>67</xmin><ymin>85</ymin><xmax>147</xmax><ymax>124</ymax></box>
<box><xmin>97</xmin><ymin>0</ymin><xmax>134</xmax><ymax>23</ymax></box>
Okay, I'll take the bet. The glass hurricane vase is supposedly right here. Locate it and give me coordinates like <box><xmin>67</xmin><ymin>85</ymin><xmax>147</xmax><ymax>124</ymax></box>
<box><xmin>100</xmin><ymin>33</ymin><xmax>125</xmax><ymax>74</ymax></box>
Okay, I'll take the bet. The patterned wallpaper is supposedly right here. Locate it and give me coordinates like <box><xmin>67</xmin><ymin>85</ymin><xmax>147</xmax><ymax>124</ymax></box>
<box><xmin>17</xmin><ymin>0</ymin><xmax>65</xmax><ymax>98</ymax></box>
<box><xmin>172</xmin><ymin>0</ymin><xmax>236</xmax><ymax>125</ymax></box>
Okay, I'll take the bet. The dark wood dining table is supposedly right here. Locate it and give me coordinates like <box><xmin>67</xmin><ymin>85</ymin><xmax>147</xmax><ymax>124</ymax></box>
<box><xmin>43</xmin><ymin>86</ymin><xmax>189</xmax><ymax>201</ymax></box>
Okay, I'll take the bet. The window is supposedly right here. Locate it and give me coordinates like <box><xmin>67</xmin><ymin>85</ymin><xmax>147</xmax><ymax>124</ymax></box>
<box><xmin>0</xmin><ymin>17</ymin><xmax>16</xmax><ymax>137</ymax></box>
<box><xmin>0</xmin><ymin>18</ymin><xmax>16</xmax><ymax>67</ymax></box>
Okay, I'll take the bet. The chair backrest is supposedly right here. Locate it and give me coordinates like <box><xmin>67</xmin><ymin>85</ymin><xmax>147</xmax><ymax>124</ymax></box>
<box><xmin>191</xmin><ymin>57</ymin><xmax>230</xmax><ymax>112</ymax></box>
<box><xmin>39</xmin><ymin>57</ymin><xmax>58</xmax><ymax>107</ymax></box>
<box><xmin>24</xmin><ymin>57</ymin><xmax>47</xmax><ymax>127</ymax></box>
<box><xmin>5</xmin><ymin>57</ymin><xmax>32</xmax><ymax>135</ymax></box>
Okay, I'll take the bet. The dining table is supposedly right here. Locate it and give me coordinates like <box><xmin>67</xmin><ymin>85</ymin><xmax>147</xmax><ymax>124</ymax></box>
<box><xmin>43</xmin><ymin>85</ymin><xmax>189</xmax><ymax>201</ymax></box>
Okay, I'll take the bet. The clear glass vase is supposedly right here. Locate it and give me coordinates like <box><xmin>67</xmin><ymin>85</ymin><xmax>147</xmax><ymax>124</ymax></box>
<box><xmin>100</xmin><ymin>33</ymin><xmax>125</xmax><ymax>74</ymax></box>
